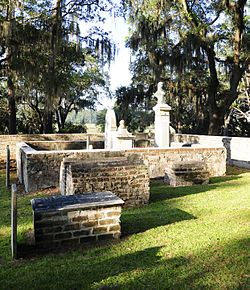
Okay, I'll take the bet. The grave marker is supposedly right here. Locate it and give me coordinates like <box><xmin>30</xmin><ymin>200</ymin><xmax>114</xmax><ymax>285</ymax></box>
<box><xmin>153</xmin><ymin>82</ymin><xmax>171</xmax><ymax>147</ymax></box>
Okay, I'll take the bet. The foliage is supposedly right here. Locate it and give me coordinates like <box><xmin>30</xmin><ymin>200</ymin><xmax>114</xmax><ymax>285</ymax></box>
<box><xmin>115</xmin><ymin>85</ymin><xmax>155</xmax><ymax>132</ymax></box>
<box><xmin>125</xmin><ymin>0</ymin><xmax>250</xmax><ymax>135</ymax></box>
<box><xmin>96</xmin><ymin>108</ymin><xmax>107</xmax><ymax>132</ymax></box>
<box><xmin>59</xmin><ymin>121</ymin><xmax>86</xmax><ymax>133</ymax></box>
<box><xmin>0</xmin><ymin>0</ymin><xmax>115</xmax><ymax>134</ymax></box>
<box><xmin>0</xmin><ymin>83</ymin><xmax>8</xmax><ymax>133</ymax></box>
<box><xmin>0</xmin><ymin>167</ymin><xmax>249</xmax><ymax>288</ymax></box>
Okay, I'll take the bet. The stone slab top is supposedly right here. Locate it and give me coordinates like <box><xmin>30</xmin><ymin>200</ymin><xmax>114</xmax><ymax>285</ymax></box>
<box><xmin>31</xmin><ymin>192</ymin><xmax>124</xmax><ymax>213</ymax></box>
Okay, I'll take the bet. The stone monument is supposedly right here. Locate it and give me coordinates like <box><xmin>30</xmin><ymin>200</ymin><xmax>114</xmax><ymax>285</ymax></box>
<box><xmin>105</xmin><ymin>109</ymin><xmax>135</xmax><ymax>150</ymax></box>
<box><xmin>105</xmin><ymin>107</ymin><xmax>117</xmax><ymax>149</ymax></box>
<box><xmin>153</xmin><ymin>82</ymin><xmax>171</xmax><ymax>147</ymax></box>
<box><xmin>113</xmin><ymin>120</ymin><xmax>135</xmax><ymax>150</ymax></box>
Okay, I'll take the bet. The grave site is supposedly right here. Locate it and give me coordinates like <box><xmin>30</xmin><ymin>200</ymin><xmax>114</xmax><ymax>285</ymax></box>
<box><xmin>0</xmin><ymin>84</ymin><xmax>249</xmax><ymax>289</ymax></box>
<box><xmin>0</xmin><ymin>1</ymin><xmax>249</xmax><ymax>288</ymax></box>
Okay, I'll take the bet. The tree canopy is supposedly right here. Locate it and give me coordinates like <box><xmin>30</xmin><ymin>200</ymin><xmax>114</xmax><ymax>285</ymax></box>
<box><xmin>123</xmin><ymin>0</ymin><xmax>249</xmax><ymax>135</ymax></box>
<box><xmin>0</xmin><ymin>0</ymin><xmax>115</xmax><ymax>134</ymax></box>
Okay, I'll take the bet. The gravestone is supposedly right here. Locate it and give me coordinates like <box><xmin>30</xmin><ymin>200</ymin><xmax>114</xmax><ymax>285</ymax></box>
<box><xmin>105</xmin><ymin>107</ymin><xmax>117</xmax><ymax>149</ymax></box>
<box><xmin>105</xmin><ymin>108</ymin><xmax>134</xmax><ymax>150</ymax></box>
<box><xmin>153</xmin><ymin>82</ymin><xmax>171</xmax><ymax>147</ymax></box>
<box><xmin>31</xmin><ymin>192</ymin><xmax>124</xmax><ymax>249</ymax></box>
<box><xmin>112</xmin><ymin>120</ymin><xmax>135</xmax><ymax>150</ymax></box>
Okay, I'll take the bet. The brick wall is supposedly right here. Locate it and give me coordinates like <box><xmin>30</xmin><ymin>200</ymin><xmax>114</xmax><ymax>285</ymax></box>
<box><xmin>62</xmin><ymin>159</ymin><xmax>150</xmax><ymax>208</ymax></box>
<box><xmin>32</xmin><ymin>192</ymin><xmax>124</xmax><ymax>249</ymax></box>
<box><xmin>19</xmin><ymin>144</ymin><xmax>226</xmax><ymax>192</ymax></box>
<box><xmin>173</xmin><ymin>134</ymin><xmax>250</xmax><ymax>168</ymax></box>
<box><xmin>0</xmin><ymin>133</ymin><xmax>104</xmax><ymax>167</ymax></box>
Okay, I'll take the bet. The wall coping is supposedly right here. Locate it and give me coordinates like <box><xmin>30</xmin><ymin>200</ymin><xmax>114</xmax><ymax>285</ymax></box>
<box><xmin>175</xmin><ymin>133</ymin><xmax>250</xmax><ymax>141</ymax></box>
<box><xmin>20</xmin><ymin>142</ymin><xmax>225</xmax><ymax>156</ymax></box>
<box><xmin>31</xmin><ymin>192</ymin><xmax>124</xmax><ymax>213</ymax></box>
<box><xmin>0</xmin><ymin>133</ymin><xmax>104</xmax><ymax>138</ymax></box>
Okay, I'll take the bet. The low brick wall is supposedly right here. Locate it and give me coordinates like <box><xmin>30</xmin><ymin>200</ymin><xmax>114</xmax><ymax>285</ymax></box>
<box><xmin>31</xmin><ymin>192</ymin><xmax>124</xmax><ymax>249</ymax></box>
<box><xmin>164</xmin><ymin>161</ymin><xmax>209</xmax><ymax>187</ymax></box>
<box><xmin>19</xmin><ymin>144</ymin><xmax>226</xmax><ymax>192</ymax></box>
<box><xmin>0</xmin><ymin>133</ymin><xmax>104</xmax><ymax>168</ymax></box>
<box><xmin>61</xmin><ymin>158</ymin><xmax>150</xmax><ymax>208</ymax></box>
<box><xmin>173</xmin><ymin>134</ymin><xmax>250</xmax><ymax>168</ymax></box>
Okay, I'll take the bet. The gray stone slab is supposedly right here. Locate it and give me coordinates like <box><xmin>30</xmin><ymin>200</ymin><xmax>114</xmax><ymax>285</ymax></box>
<box><xmin>31</xmin><ymin>191</ymin><xmax>124</xmax><ymax>213</ymax></box>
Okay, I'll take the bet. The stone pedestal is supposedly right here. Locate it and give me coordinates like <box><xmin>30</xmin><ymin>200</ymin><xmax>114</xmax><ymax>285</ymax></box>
<box><xmin>153</xmin><ymin>104</ymin><xmax>171</xmax><ymax>147</ymax></box>
<box><xmin>113</xmin><ymin>132</ymin><xmax>135</xmax><ymax>150</ymax></box>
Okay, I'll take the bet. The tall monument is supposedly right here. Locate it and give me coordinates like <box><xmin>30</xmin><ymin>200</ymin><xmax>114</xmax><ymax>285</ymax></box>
<box><xmin>105</xmin><ymin>107</ymin><xmax>117</xmax><ymax>149</ymax></box>
<box><xmin>153</xmin><ymin>82</ymin><xmax>171</xmax><ymax>147</ymax></box>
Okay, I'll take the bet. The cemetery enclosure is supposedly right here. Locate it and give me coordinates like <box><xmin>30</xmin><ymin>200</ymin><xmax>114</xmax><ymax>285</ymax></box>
<box><xmin>0</xmin><ymin>133</ymin><xmax>104</xmax><ymax>166</ymax></box>
<box><xmin>17</xmin><ymin>142</ymin><xmax>226</xmax><ymax>192</ymax></box>
<box><xmin>174</xmin><ymin>134</ymin><xmax>250</xmax><ymax>169</ymax></box>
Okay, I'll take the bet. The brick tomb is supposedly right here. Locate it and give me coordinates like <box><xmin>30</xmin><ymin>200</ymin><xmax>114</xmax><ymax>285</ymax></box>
<box><xmin>31</xmin><ymin>192</ymin><xmax>124</xmax><ymax>249</ymax></box>
<box><xmin>60</xmin><ymin>157</ymin><xmax>150</xmax><ymax>208</ymax></box>
<box><xmin>164</xmin><ymin>161</ymin><xmax>209</xmax><ymax>186</ymax></box>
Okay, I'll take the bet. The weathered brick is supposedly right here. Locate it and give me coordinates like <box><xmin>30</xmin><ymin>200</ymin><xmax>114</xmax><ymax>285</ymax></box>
<box><xmin>99</xmin><ymin>219</ymin><xmax>118</xmax><ymax>225</ymax></box>
<box><xmin>72</xmin><ymin>216</ymin><xmax>88</xmax><ymax>222</ymax></box>
<box><xmin>81</xmin><ymin>220</ymin><xmax>98</xmax><ymax>227</ymax></box>
<box><xmin>93</xmin><ymin>226</ymin><xmax>108</xmax><ymax>234</ymax></box>
<box><xmin>35</xmin><ymin>220</ymin><xmax>66</xmax><ymax>228</ymax></box>
<box><xmin>109</xmin><ymin>225</ymin><xmax>121</xmax><ymax>232</ymax></box>
<box><xmin>73</xmin><ymin>230</ymin><xmax>90</xmax><ymax>237</ymax></box>
<box><xmin>64</xmin><ymin>224</ymin><xmax>80</xmax><ymax>231</ymax></box>
<box><xmin>55</xmin><ymin>232</ymin><xmax>72</xmax><ymax>240</ymax></box>
<box><xmin>36</xmin><ymin>226</ymin><xmax>63</xmax><ymax>234</ymax></box>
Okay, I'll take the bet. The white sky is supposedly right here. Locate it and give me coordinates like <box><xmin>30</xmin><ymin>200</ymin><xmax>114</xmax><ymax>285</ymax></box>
<box><xmin>106</xmin><ymin>17</ymin><xmax>132</xmax><ymax>91</ymax></box>
<box><xmin>80</xmin><ymin>12</ymin><xmax>132</xmax><ymax>109</ymax></box>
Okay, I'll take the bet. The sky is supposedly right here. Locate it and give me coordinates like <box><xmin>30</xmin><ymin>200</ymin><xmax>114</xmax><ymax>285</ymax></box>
<box><xmin>106</xmin><ymin>17</ymin><xmax>132</xmax><ymax>91</ymax></box>
<box><xmin>80</xmin><ymin>14</ymin><xmax>132</xmax><ymax>109</ymax></box>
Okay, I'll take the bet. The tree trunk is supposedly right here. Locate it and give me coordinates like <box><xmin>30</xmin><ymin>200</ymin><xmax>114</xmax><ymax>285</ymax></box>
<box><xmin>7</xmin><ymin>77</ymin><xmax>17</xmax><ymax>134</ymax></box>
<box><xmin>208</xmin><ymin>108</ymin><xmax>225</xmax><ymax>135</ymax></box>
<box><xmin>44</xmin><ymin>110</ymin><xmax>53</xmax><ymax>133</ymax></box>
<box><xmin>44</xmin><ymin>0</ymin><xmax>62</xmax><ymax>133</ymax></box>
<box><xmin>6</xmin><ymin>2</ymin><xmax>17</xmax><ymax>134</ymax></box>
<box><xmin>55</xmin><ymin>110</ymin><xmax>62</xmax><ymax>132</ymax></box>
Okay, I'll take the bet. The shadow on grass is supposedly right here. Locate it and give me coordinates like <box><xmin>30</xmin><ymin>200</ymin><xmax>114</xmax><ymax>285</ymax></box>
<box><xmin>11</xmin><ymin>246</ymin><xmax>189</xmax><ymax>289</ymax></box>
<box><xmin>110</xmin><ymin>237</ymin><xmax>249</xmax><ymax>290</ymax></box>
<box><xmin>121</xmin><ymin>205</ymin><xmax>195</xmax><ymax>236</ymax></box>
<box><xmin>2</xmin><ymin>238</ymin><xmax>249</xmax><ymax>290</ymax></box>
<box><xmin>17</xmin><ymin>203</ymin><xmax>195</xmax><ymax>258</ymax></box>
<box><xmin>150</xmin><ymin>173</ymin><xmax>242</xmax><ymax>203</ymax></box>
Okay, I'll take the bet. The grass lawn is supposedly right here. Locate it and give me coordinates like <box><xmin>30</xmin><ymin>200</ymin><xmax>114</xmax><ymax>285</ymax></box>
<box><xmin>0</xmin><ymin>167</ymin><xmax>249</xmax><ymax>290</ymax></box>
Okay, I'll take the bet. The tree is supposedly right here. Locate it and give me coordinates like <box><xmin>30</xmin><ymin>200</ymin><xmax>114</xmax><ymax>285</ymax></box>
<box><xmin>126</xmin><ymin>0</ymin><xmax>249</xmax><ymax>135</ymax></box>
<box><xmin>0</xmin><ymin>0</ymin><xmax>115</xmax><ymax>134</ymax></box>
<box><xmin>0</xmin><ymin>0</ymin><xmax>18</xmax><ymax>134</ymax></box>
<box><xmin>115</xmin><ymin>85</ymin><xmax>154</xmax><ymax>132</ymax></box>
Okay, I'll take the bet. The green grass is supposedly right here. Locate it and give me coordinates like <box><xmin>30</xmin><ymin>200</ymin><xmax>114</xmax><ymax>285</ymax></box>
<box><xmin>0</xmin><ymin>167</ymin><xmax>249</xmax><ymax>290</ymax></box>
